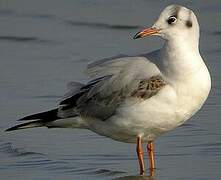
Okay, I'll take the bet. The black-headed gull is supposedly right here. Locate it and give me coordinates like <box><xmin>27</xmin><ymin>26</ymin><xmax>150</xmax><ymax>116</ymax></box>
<box><xmin>6</xmin><ymin>4</ymin><xmax>211</xmax><ymax>176</ymax></box>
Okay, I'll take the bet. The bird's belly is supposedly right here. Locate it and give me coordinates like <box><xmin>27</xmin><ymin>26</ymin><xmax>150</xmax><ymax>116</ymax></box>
<box><xmin>87</xmin><ymin>80</ymin><xmax>210</xmax><ymax>143</ymax></box>
<box><xmin>88</xmin><ymin>86</ymin><xmax>180</xmax><ymax>143</ymax></box>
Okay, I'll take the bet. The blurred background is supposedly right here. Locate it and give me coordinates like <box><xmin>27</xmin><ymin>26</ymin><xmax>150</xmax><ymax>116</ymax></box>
<box><xmin>0</xmin><ymin>0</ymin><xmax>221</xmax><ymax>179</ymax></box>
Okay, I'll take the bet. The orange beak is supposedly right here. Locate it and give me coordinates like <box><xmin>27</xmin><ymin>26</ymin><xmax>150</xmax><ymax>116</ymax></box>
<box><xmin>133</xmin><ymin>27</ymin><xmax>160</xmax><ymax>39</ymax></box>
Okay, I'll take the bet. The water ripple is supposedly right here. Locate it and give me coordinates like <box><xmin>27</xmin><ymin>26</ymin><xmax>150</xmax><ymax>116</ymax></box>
<box><xmin>0</xmin><ymin>8</ymin><xmax>56</xmax><ymax>20</ymax></box>
<box><xmin>65</xmin><ymin>20</ymin><xmax>143</xmax><ymax>30</ymax></box>
<box><xmin>63</xmin><ymin>167</ymin><xmax>95</xmax><ymax>174</ymax></box>
<box><xmin>0</xmin><ymin>35</ymin><xmax>53</xmax><ymax>44</ymax></box>
<box><xmin>65</xmin><ymin>167</ymin><xmax>125</xmax><ymax>176</ymax></box>
<box><xmin>63</xmin><ymin>154</ymin><xmax>135</xmax><ymax>161</ymax></box>
<box><xmin>89</xmin><ymin>168</ymin><xmax>125</xmax><ymax>176</ymax></box>
<box><xmin>32</xmin><ymin>95</ymin><xmax>62</xmax><ymax>99</ymax></box>
<box><xmin>0</xmin><ymin>142</ymin><xmax>43</xmax><ymax>157</ymax></box>
<box><xmin>13</xmin><ymin>159</ymin><xmax>67</xmax><ymax>168</ymax></box>
<box><xmin>213</xmin><ymin>31</ymin><xmax>221</xmax><ymax>36</ymax></box>
<box><xmin>114</xmin><ymin>175</ymin><xmax>154</xmax><ymax>180</ymax></box>
<box><xmin>178</xmin><ymin>142</ymin><xmax>221</xmax><ymax>148</ymax></box>
<box><xmin>0</xmin><ymin>9</ymin><xmax>14</xmax><ymax>16</ymax></box>
<box><xmin>205</xmin><ymin>30</ymin><xmax>221</xmax><ymax>36</ymax></box>
<box><xmin>22</xmin><ymin>13</ymin><xmax>56</xmax><ymax>20</ymax></box>
<box><xmin>158</xmin><ymin>153</ymin><xmax>191</xmax><ymax>157</ymax></box>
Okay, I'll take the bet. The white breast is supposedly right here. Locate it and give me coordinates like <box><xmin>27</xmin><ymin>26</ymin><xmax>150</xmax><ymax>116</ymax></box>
<box><xmin>173</xmin><ymin>63</ymin><xmax>211</xmax><ymax>125</ymax></box>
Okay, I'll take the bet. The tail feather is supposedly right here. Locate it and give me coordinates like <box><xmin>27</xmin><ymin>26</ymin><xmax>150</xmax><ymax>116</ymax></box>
<box><xmin>6</xmin><ymin>109</ymin><xmax>60</xmax><ymax>132</ymax></box>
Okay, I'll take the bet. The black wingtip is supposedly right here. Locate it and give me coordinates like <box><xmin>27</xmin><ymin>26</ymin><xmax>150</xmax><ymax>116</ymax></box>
<box><xmin>5</xmin><ymin>126</ymin><xmax>19</xmax><ymax>132</ymax></box>
<box><xmin>18</xmin><ymin>109</ymin><xmax>58</xmax><ymax>121</ymax></box>
<box><xmin>5</xmin><ymin>120</ymin><xmax>45</xmax><ymax>132</ymax></box>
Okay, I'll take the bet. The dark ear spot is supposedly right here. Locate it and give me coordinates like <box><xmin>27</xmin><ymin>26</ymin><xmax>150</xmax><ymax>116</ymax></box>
<box><xmin>186</xmin><ymin>20</ymin><xmax>192</xmax><ymax>28</ymax></box>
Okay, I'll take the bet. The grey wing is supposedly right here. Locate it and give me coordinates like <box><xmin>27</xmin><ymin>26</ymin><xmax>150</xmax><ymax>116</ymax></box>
<box><xmin>62</xmin><ymin>81</ymin><xmax>85</xmax><ymax>100</ymax></box>
<box><xmin>59</xmin><ymin>56</ymin><xmax>166</xmax><ymax>120</ymax></box>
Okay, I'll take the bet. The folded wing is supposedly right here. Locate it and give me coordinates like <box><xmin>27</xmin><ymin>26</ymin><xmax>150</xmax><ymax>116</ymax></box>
<box><xmin>59</xmin><ymin>56</ymin><xmax>165</xmax><ymax>121</ymax></box>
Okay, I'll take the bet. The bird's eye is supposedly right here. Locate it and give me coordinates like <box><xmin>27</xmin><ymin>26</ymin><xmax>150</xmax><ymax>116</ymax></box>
<box><xmin>167</xmin><ymin>16</ymin><xmax>177</xmax><ymax>25</ymax></box>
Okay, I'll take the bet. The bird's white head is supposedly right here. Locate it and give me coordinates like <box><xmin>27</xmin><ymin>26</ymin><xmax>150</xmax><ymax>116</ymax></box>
<box><xmin>134</xmin><ymin>5</ymin><xmax>200</xmax><ymax>47</ymax></box>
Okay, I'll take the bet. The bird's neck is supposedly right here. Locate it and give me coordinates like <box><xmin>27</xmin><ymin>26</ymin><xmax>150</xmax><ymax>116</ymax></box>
<box><xmin>159</xmin><ymin>36</ymin><xmax>203</xmax><ymax>80</ymax></box>
<box><xmin>164</xmin><ymin>35</ymin><xmax>199</xmax><ymax>54</ymax></box>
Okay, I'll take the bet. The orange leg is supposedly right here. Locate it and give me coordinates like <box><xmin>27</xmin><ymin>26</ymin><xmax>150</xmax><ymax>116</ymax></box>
<box><xmin>147</xmin><ymin>141</ymin><xmax>155</xmax><ymax>176</ymax></box>
<box><xmin>136</xmin><ymin>136</ymin><xmax>145</xmax><ymax>175</ymax></box>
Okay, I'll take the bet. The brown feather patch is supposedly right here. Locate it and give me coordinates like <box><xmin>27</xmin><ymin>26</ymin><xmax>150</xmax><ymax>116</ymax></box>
<box><xmin>131</xmin><ymin>75</ymin><xmax>166</xmax><ymax>99</ymax></box>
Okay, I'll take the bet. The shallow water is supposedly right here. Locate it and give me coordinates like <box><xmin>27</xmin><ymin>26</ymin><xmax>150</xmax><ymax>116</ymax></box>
<box><xmin>1</xmin><ymin>0</ymin><xmax>221</xmax><ymax>179</ymax></box>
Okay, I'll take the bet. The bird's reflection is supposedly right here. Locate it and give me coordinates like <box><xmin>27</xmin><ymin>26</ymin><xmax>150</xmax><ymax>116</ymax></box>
<box><xmin>111</xmin><ymin>167</ymin><xmax>155</xmax><ymax>180</ymax></box>
<box><xmin>113</xmin><ymin>175</ymin><xmax>155</xmax><ymax>180</ymax></box>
